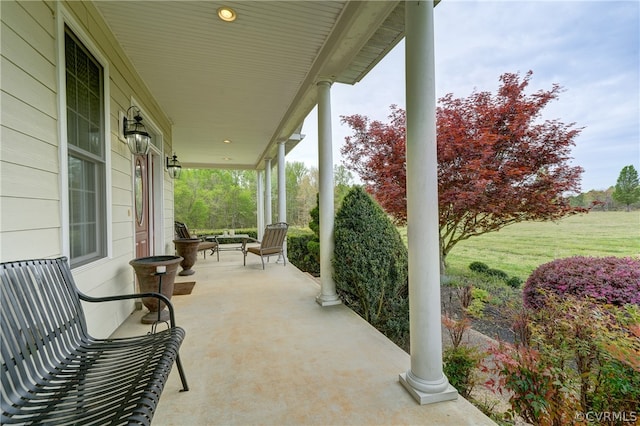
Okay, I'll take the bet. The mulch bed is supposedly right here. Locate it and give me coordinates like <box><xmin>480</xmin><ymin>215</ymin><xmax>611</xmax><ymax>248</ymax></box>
<box><xmin>441</xmin><ymin>285</ymin><xmax>516</xmax><ymax>343</ymax></box>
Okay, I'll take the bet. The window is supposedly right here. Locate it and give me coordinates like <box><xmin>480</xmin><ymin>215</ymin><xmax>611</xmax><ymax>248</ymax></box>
<box><xmin>65</xmin><ymin>27</ymin><xmax>106</xmax><ymax>267</ymax></box>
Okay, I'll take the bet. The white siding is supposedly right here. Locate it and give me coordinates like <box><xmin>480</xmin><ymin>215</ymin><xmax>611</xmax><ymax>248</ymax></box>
<box><xmin>1</xmin><ymin>0</ymin><xmax>175</xmax><ymax>338</ymax></box>
<box><xmin>1</xmin><ymin>0</ymin><xmax>59</xmax><ymax>260</ymax></box>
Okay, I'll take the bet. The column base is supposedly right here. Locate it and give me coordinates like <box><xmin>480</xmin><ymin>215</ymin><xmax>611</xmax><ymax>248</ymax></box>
<box><xmin>316</xmin><ymin>294</ymin><xmax>341</xmax><ymax>306</ymax></box>
<box><xmin>399</xmin><ymin>373</ymin><xmax>458</xmax><ymax>405</ymax></box>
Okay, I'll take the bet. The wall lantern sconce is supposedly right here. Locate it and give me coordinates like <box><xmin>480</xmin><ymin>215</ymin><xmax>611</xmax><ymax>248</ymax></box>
<box><xmin>166</xmin><ymin>153</ymin><xmax>182</xmax><ymax>179</ymax></box>
<box><xmin>123</xmin><ymin>106</ymin><xmax>151</xmax><ymax>156</ymax></box>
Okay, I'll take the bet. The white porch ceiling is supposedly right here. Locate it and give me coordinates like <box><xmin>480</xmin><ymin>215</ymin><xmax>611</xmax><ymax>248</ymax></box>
<box><xmin>94</xmin><ymin>1</ymin><xmax>407</xmax><ymax>170</ymax></box>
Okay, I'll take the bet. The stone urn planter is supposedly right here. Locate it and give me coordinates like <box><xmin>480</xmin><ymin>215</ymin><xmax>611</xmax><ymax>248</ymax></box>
<box><xmin>129</xmin><ymin>255</ymin><xmax>182</xmax><ymax>324</ymax></box>
<box><xmin>173</xmin><ymin>238</ymin><xmax>200</xmax><ymax>276</ymax></box>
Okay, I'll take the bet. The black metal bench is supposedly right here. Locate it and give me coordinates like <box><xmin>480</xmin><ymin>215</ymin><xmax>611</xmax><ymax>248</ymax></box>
<box><xmin>1</xmin><ymin>257</ymin><xmax>189</xmax><ymax>425</ymax></box>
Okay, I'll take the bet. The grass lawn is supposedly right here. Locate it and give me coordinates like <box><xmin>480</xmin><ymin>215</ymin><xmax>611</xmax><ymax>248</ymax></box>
<box><xmin>441</xmin><ymin>211</ymin><xmax>640</xmax><ymax>280</ymax></box>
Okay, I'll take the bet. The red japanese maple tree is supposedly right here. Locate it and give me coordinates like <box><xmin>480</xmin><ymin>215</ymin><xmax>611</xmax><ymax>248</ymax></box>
<box><xmin>341</xmin><ymin>71</ymin><xmax>585</xmax><ymax>267</ymax></box>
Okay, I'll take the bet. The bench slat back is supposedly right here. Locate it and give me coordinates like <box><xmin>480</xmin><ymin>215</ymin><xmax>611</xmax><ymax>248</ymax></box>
<box><xmin>1</xmin><ymin>258</ymin><xmax>87</xmax><ymax>403</ymax></box>
<box><xmin>261</xmin><ymin>222</ymin><xmax>288</xmax><ymax>250</ymax></box>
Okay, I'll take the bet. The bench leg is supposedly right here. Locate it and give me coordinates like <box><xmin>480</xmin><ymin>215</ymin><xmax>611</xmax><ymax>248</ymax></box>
<box><xmin>176</xmin><ymin>354</ymin><xmax>190</xmax><ymax>392</ymax></box>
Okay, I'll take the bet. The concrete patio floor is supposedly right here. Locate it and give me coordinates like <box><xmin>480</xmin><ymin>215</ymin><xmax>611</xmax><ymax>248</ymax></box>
<box><xmin>112</xmin><ymin>249</ymin><xmax>495</xmax><ymax>425</ymax></box>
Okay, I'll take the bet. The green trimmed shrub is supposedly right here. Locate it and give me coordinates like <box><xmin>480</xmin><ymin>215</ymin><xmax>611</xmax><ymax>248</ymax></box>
<box><xmin>469</xmin><ymin>261</ymin><xmax>490</xmax><ymax>274</ymax></box>
<box><xmin>286</xmin><ymin>196</ymin><xmax>322</xmax><ymax>276</ymax></box>
<box><xmin>333</xmin><ymin>187</ymin><xmax>409</xmax><ymax>350</ymax></box>
<box><xmin>306</xmin><ymin>194</ymin><xmax>320</xmax><ymax>270</ymax></box>
<box><xmin>469</xmin><ymin>261</ymin><xmax>522</xmax><ymax>289</ymax></box>
<box><xmin>287</xmin><ymin>232</ymin><xmax>319</xmax><ymax>276</ymax></box>
<box><xmin>506</xmin><ymin>276</ymin><xmax>523</xmax><ymax>289</ymax></box>
<box><xmin>487</xmin><ymin>268</ymin><xmax>509</xmax><ymax>280</ymax></box>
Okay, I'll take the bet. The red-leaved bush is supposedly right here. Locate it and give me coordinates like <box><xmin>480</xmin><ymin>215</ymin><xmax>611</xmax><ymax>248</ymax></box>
<box><xmin>524</xmin><ymin>256</ymin><xmax>640</xmax><ymax>308</ymax></box>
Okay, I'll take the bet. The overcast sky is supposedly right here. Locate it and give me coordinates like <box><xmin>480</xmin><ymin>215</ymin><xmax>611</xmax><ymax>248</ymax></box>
<box><xmin>287</xmin><ymin>0</ymin><xmax>640</xmax><ymax>192</ymax></box>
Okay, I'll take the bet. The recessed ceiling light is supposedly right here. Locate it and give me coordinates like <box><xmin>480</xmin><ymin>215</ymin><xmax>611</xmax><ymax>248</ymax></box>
<box><xmin>217</xmin><ymin>7</ymin><xmax>237</xmax><ymax>22</ymax></box>
<box><xmin>223</xmin><ymin>157</ymin><xmax>232</xmax><ymax>161</ymax></box>
<box><xmin>223</xmin><ymin>139</ymin><xmax>232</xmax><ymax>144</ymax></box>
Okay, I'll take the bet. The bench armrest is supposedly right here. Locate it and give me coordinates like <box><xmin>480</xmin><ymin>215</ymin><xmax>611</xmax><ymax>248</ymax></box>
<box><xmin>78</xmin><ymin>291</ymin><xmax>178</xmax><ymax>328</ymax></box>
<box><xmin>241</xmin><ymin>237</ymin><xmax>260</xmax><ymax>250</ymax></box>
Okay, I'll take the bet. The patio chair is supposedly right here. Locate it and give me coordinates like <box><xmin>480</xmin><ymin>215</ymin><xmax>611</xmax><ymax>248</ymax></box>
<box><xmin>174</xmin><ymin>221</ymin><xmax>219</xmax><ymax>260</ymax></box>
<box><xmin>241</xmin><ymin>222</ymin><xmax>289</xmax><ymax>269</ymax></box>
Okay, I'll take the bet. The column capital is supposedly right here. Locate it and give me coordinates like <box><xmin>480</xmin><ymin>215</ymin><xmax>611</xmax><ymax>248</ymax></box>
<box><xmin>316</xmin><ymin>79</ymin><xmax>333</xmax><ymax>88</ymax></box>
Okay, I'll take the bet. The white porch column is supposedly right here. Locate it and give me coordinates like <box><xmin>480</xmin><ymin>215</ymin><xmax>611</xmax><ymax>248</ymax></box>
<box><xmin>277</xmin><ymin>141</ymin><xmax>287</xmax><ymax>223</ymax></box>
<box><xmin>264</xmin><ymin>158</ymin><xmax>272</xmax><ymax>226</ymax></box>
<box><xmin>256</xmin><ymin>170</ymin><xmax>265</xmax><ymax>240</ymax></box>
<box><xmin>315</xmin><ymin>80</ymin><xmax>341</xmax><ymax>307</ymax></box>
<box><xmin>399</xmin><ymin>1</ymin><xmax>457</xmax><ymax>404</ymax></box>
<box><xmin>277</xmin><ymin>140</ymin><xmax>287</xmax><ymax>261</ymax></box>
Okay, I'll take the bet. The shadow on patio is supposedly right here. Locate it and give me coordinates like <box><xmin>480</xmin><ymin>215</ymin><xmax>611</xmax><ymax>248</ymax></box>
<box><xmin>112</xmin><ymin>249</ymin><xmax>494</xmax><ymax>425</ymax></box>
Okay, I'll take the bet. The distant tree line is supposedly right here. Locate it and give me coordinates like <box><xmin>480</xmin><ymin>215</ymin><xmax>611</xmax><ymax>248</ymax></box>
<box><xmin>174</xmin><ymin>162</ymin><xmax>354</xmax><ymax>231</ymax></box>
<box><xmin>569</xmin><ymin>188</ymin><xmax>626</xmax><ymax>211</ymax></box>
<box><xmin>174</xmin><ymin>158</ymin><xmax>637</xmax><ymax>236</ymax></box>
<box><xmin>569</xmin><ymin>165</ymin><xmax>640</xmax><ymax>211</ymax></box>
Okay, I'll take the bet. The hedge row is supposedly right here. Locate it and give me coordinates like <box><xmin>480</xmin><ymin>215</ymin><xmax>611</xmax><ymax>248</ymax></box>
<box><xmin>287</xmin><ymin>231</ymin><xmax>320</xmax><ymax>276</ymax></box>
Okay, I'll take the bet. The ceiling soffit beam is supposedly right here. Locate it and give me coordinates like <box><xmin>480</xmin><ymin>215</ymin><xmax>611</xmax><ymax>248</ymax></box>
<box><xmin>337</xmin><ymin>2</ymin><xmax>405</xmax><ymax>84</ymax></box>
<box><xmin>257</xmin><ymin>1</ymin><xmax>401</xmax><ymax>168</ymax></box>
<box><xmin>337</xmin><ymin>0</ymin><xmax>439</xmax><ymax>85</ymax></box>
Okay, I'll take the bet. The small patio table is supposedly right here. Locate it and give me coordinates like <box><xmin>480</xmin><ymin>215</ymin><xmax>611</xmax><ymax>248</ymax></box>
<box><xmin>205</xmin><ymin>234</ymin><xmax>250</xmax><ymax>257</ymax></box>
